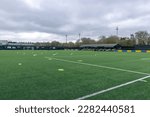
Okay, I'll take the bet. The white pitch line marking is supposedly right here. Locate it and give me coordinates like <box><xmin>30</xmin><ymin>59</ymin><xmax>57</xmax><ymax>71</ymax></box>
<box><xmin>141</xmin><ymin>58</ymin><xmax>150</xmax><ymax>60</ymax></box>
<box><xmin>44</xmin><ymin>57</ymin><xmax>150</xmax><ymax>99</ymax></box>
<box><xmin>76</xmin><ymin>75</ymin><xmax>150</xmax><ymax>100</ymax></box>
<box><xmin>45</xmin><ymin>57</ymin><xmax>150</xmax><ymax>75</ymax></box>
<box><xmin>140</xmin><ymin>79</ymin><xmax>148</xmax><ymax>83</ymax></box>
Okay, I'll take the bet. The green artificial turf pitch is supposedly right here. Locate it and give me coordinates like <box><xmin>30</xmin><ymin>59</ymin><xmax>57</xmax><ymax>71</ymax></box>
<box><xmin>0</xmin><ymin>50</ymin><xmax>150</xmax><ymax>100</ymax></box>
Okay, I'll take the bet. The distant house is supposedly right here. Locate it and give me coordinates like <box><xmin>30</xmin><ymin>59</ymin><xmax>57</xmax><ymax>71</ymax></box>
<box><xmin>80</xmin><ymin>44</ymin><xmax>121</xmax><ymax>50</ymax></box>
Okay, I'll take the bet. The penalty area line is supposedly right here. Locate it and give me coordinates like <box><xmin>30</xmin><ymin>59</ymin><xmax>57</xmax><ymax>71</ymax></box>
<box><xmin>76</xmin><ymin>75</ymin><xmax>150</xmax><ymax>100</ymax></box>
<box><xmin>45</xmin><ymin>57</ymin><xmax>150</xmax><ymax>75</ymax></box>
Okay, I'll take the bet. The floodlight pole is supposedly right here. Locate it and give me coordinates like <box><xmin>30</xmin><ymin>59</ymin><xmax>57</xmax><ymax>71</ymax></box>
<box><xmin>79</xmin><ymin>33</ymin><xmax>81</xmax><ymax>42</ymax></box>
<box><xmin>66</xmin><ymin>34</ymin><xmax>68</xmax><ymax>44</ymax></box>
<box><xmin>116</xmin><ymin>26</ymin><xmax>119</xmax><ymax>37</ymax></box>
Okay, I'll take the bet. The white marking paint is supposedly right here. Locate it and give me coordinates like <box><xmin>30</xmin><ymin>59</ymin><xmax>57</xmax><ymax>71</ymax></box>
<box><xmin>58</xmin><ymin>69</ymin><xmax>64</xmax><ymax>71</ymax></box>
<box><xmin>46</xmin><ymin>57</ymin><xmax>150</xmax><ymax>75</ymax></box>
<box><xmin>77</xmin><ymin>60</ymin><xmax>83</xmax><ymax>62</ymax></box>
<box><xmin>141</xmin><ymin>58</ymin><xmax>150</xmax><ymax>60</ymax></box>
<box><xmin>76</xmin><ymin>75</ymin><xmax>150</xmax><ymax>100</ymax></box>
<box><xmin>33</xmin><ymin>54</ymin><xmax>37</xmax><ymax>56</ymax></box>
<box><xmin>18</xmin><ymin>63</ymin><xmax>22</xmax><ymax>66</ymax></box>
<box><xmin>53</xmin><ymin>53</ymin><xmax>57</xmax><ymax>56</ymax></box>
<box><xmin>140</xmin><ymin>79</ymin><xmax>148</xmax><ymax>83</ymax></box>
<box><xmin>44</xmin><ymin>57</ymin><xmax>150</xmax><ymax>99</ymax></box>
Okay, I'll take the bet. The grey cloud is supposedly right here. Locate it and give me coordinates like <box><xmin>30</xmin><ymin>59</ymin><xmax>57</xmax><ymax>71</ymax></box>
<box><xmin>0</xmin><ymin>0</ymin><xmax>150</xmax><ymax>42</ymax></box>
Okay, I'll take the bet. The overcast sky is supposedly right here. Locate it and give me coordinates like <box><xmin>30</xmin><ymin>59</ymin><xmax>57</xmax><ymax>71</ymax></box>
<box><xmin>0</xmin><ymin>0</ymin><xmax>150</xmax><ymax>42</ymax></box>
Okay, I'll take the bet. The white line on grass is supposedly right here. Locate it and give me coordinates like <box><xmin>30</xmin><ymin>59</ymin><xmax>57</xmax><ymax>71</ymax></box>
<box><xmin>140</xmin><ymin>79</ymin><xmax>148</xmax><ymax>83</ymax></box>
<box><xmin>76</xmin><ymin>75</ymin><xmax>150</xmax><ymax>100</ymax></box>
<box><xmin>45</xmin><ymin>57</ymin><xmax>150</xmax><ymax>75</ymax></box>
<box><xmin>45</xmin><ymin>57</ymin><xmax>150</xmax><ymax>99</ymax></box>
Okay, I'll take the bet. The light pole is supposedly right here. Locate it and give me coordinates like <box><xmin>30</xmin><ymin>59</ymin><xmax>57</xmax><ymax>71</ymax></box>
<box><xmin>79</xmin><ymin>33</ymin><xmax>81</xmax><ymax>42</ymax></box>
<box><xmin>65</xmin><ymin>34</ymin><xmax>68</xmax><ymax>44</ymax></box>
<box><xmin>116</xmin><ymin>26</ymin><xmax>119</xmax><ymax>37</ymax></box>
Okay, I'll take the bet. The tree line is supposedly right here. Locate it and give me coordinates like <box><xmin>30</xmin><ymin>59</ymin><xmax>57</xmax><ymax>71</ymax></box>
<box><xmin>35</xmin><ymin>31</ymin><xmax>150</xmax><ymax>47</ymax></box>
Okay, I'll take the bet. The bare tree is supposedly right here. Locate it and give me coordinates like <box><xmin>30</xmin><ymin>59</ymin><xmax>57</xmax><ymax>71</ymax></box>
<box><xmin>51</xmin><ymin>41</ymin><xmax>61</xmax><ymax>47</ymax></box>
<box><xmin>97</xmin><ymin>35</ymin><xmax>119</xmax><ymax>44</ymax></box>
<box><xmin>135</xmin><ymin>31</ymin><xmax>149</xmax><ymax>45</ymax></box>
<box><xmin>80</xmin><ymin>38</ymin><xmax>96</xmax><ymax>44</ymax></box>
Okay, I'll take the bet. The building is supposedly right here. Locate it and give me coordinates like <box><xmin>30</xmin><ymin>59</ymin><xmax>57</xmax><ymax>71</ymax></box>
<box><xmin>0</xmin><ymin>40</ymin><xmax>35</xmax><ymax>50</ymax></box>
<box><xmin>0</xmin><ymin>40</ymin><xmax>9</xmax><ymax>45</ymax></box>
<box><xmin>80</xmin><ymin>44</ymin><xmax>121</xmax><ymax>51</ymax></box>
